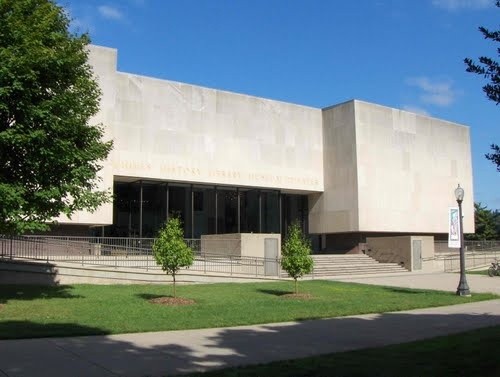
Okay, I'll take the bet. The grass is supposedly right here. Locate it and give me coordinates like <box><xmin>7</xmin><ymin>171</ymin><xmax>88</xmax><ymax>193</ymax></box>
<box><xmin>467</xmin><ymin>269</ymin><xmax>494</xmax><ymax>276</ymax></box>
<box><xmin>189</xmin><ymin>326</ymin><xmax>500</xmax><ymax>377</ymax></box>
<box><xmin>0</xmin><ymin>280</ymin><xmax>497</xmax><ymax>339</ymax></box>
<box><xmin>467</xmin><ymin>269</ymin><xmax>487</xmax><ymax>275</ymax></box>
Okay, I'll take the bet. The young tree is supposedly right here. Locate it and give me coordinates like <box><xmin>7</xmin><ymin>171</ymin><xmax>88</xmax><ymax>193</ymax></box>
<box><xmin>464</xmin><ymin>0</ymin><xmax>499</xmax><ymax>172</ymax></box>
<box><xmin>152</xmin><ymin>218</ymin><xmax>194</xmax><ymax>298</ymax></box>
<box><xmin>0</xmin><ymin>0</ymin><xmax>113</xmax><ymax>235</ymax></box>
<box><xmin>281</xmin><ymin>222</ymin><xmax>314</xmax><ymax>294</ymax></box>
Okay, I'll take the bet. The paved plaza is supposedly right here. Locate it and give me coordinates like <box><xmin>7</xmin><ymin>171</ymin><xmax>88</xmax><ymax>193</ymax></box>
<box><xmin>331</xmin><ymin>271</ymin><xmax>500</xmax><ymax>295</ymax></box>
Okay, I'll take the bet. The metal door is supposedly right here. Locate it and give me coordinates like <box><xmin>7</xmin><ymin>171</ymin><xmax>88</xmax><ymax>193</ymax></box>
<box><xmin>412</xmin><ymin>240</ymin><xmax>422</xmax><ymax>270</ymax></box>
<box><xmin>264</xmin><ymin>238</ymin><xmax>279</xmax><ymax>276</ymax></box>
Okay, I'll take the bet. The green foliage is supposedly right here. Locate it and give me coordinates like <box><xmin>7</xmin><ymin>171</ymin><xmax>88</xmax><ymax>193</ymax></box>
<box><xmin>280</xmin><ymin>222</ymin><xmax>314</xmax><ymax>293</ymax></box>
<box><xmin>485</xmin><ymin>144</ymin><xmax>500</xmax><ymax>173</ymax></box>
<box><xmin>465</xmin><ymin>202</ymin><xmax>499</xmax><ymax>240</ymax></box>
<box><xmin>464</xmin><ymin>0</ymin><xmax>499</xmax><ymax>172</ymax></box>
<box><xmin>0</xmin><ymin>0</ymin><xmax>113</xmax><ymax>235</ymax></box>
<box><xmin>494</xmin><ymin>209</ymin><xmax>500</xmax><ymax>236</ymax></box>
<box><xmin>152</xmin><ymin>218</ymin><xmax>194</xmax><ymax>297</ymax></box>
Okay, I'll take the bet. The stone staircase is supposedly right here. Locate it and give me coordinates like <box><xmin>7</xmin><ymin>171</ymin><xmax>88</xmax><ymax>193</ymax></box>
<box><xmin>306</xmin><ymin>254</ymin><xmax>408</xmax><ymax>277</ymax></box>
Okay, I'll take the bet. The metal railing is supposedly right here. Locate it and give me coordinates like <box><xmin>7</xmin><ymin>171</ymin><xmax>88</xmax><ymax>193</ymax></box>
<box><xmin>432</xmin><ymin>240</ymin><xmax>500</xmax><ymax>272</ymax></box>
<box><xmin>19</xmin><ymin>236</ymin><xmax>201</xmax><ymax>254</ymax></box>
<box><xmin>442</xmin><ymin>251</ymin><xmax>499</xmax><ymax>272</ymax></box>
<box><xmin>435</xmin><ymin>240</ymin><xmax>500</xmax><ymax>253</ymax></box>
<box><xmin>0</xmin><ymin>235</ymin><xmax>280</xmax><ymax>278</ymax></box>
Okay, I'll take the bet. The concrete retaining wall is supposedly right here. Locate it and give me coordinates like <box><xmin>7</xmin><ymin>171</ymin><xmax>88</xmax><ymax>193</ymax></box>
<box><xmin>366</xmin><ymin>236</ymin><xmax>435</xmax><ymax>272</ymax></box>
<box><xmin>200</xmin><ymin>233</ymin><xmax>281</xmax><ymax>258</ymax></box>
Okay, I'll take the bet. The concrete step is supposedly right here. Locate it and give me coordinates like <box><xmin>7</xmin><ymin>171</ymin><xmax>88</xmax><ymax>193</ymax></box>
<box><xmin>312</xmin><ymin>261</ymin><xmax>390</xmax><ymax>266</ymax></box>
<box><xmin>287</xmin><ymin>254</ymin><xmax>410</xmax><ymax>278</ymax></box>
<box><xmin>312</xmin><ymin>255</ymin><xmax>377</xmax><ymax>258</ymax></box>
<box><xmin>314</xmin><ymin>263</ymin><xmax>405</xmax><ymax>271</ymax></box>
<box><xmin>311</xmin><ymin>269</ymin><xmax>408</xmax><ymax>277</ymax></box>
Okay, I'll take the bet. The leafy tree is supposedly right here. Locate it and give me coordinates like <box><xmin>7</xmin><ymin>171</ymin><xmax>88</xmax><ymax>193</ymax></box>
<box><xmin>281</xmin><ymin>222</ymin><xmax>314</xmax><ymax>294</ymax></box>
<box><xmin>152</xmin><ymin>217</ymin><xmax>194</xmax><ymax>298</ymax></box>
<box><xmin>485</xmin><ymin>144</ymin><xmax>500</xmax><ymax>172</ymax></box>
<box><xmin>465</xmin><ymin>202</ymin><xmax>499</xmax><ymax>240</ymax></box>
<box><xmin>0</xmin><ymin>0</ymin><xmax>113</xmax><ymax>235</ymax></box>
<box><xmin>464</xmin><ymin>0</ymin><xmax>499</xmax><ymax>172</ymax></box>
<box><xmin>493</xmin><ymin>209</ymin><xmax>500</xmax><ymax>236</ymax></box>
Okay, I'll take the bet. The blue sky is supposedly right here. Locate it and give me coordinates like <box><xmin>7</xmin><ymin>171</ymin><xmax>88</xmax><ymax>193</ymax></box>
<box><xmin>61</xmin><ymin>0</ymin><xmax>499</xmax><ymax>209</ymax></box>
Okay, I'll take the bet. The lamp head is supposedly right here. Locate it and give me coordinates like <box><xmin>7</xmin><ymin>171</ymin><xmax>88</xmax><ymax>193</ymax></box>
<box><xmin>454</xmin><ymin>184</ymin><xmax>464</xmax><ymax>203</ymax></box>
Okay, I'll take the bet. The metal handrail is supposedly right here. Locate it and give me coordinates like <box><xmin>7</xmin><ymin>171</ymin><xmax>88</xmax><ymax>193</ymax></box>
<box><xmin>440</xmin><ymin>250</ymin><xmax>499</xmax><ymax>272</ymax></box>
<box><xmin>0</xmin><ymin>235</ymin><xmax>281</xmax><ymax>277</ymax></box>
<box><xmin>435</xmin><ymin>240</ymin><xmax>500</xmax><ymax>253</ymax></box>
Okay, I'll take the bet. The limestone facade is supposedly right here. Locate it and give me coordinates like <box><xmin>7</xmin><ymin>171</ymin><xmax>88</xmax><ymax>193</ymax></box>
<box><xmin>57</xmin><ymin>45</ymin><xmax>474</xmax><ymax>238</ymax></box>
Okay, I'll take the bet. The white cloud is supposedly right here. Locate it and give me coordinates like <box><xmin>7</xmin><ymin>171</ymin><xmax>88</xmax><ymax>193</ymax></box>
<box><xmin>402</xmin><ymin>105</ymin><xmax>431</xmax><ymax>116</ymax></box>
<box><xmin>432</xmin><ymin>0</ymin><xmax>491</xmax><ymax>11</ymax></box>
<box><xmin>70</xmin><ymin>17</ymin><xmax>94</xmax><ymax>33</ymax></box>
<box><xmin>65</xmin><ymin>5</ymin><xmax>96</xmax><ymax>34</ymax></box>
<box><xmin>405</xmin><ymin>76</ymin><xmax>457</xmax><ymax>106</ymax></box>
<box><xmin>98</xmin><ymin>5</ymin><xmax>123</xmax><ymax>20</ymax></box>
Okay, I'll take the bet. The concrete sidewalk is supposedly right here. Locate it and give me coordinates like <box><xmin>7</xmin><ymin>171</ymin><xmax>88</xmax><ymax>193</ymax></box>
<box><xmin>0</xmin><ymin>298</ymin><xmax>499</xmax><ymax>377</ymax></box>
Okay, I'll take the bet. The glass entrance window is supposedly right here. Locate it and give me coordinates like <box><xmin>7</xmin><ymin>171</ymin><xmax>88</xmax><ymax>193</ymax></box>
<box><xmin>141</xmin><ymin>183</ymin><xmax>167</xmax><ymax>237</ymax></box>
<box><xmin>112</xmin><ymin>182</ymin><xmax>141</xmax><ymax>237</ymax></box>
<box><xmin>239</xmin><ymin>189</ymin><xmax>260</xmax><ymax>233</ymax></box>
<box><xmin>262</xmin><ymin>191</ymin><xmax>279</xmax><ymax>233</ymax></box>
<box><xmin>193</xmin><ymin>186</ymin><xmax>216</xmax><ymax>238</ymax></box>
<box><xmin>282</xmin><ymin>194</ymin><xmax>308</xmax><ymax>237</ymax></box>
<box><xmin>110</xmin><ymin>180</ymin><xmax>308</xmax><ymax>240</ymax></box>
<box><xmin>168</xmin><ymin>184</ymin><xmax>192</xmax><ymax>238</ymax></box>
<box><xmin>217</xmin><ymin>188</ymin><xmax>238</xmax><ymax>233</ymax></box>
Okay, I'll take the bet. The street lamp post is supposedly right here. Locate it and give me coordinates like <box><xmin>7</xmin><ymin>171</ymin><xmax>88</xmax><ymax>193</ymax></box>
<box><xmin>455</xmin><ymin>184</ymin><xmax>471</xmax><ymax>297</ymax></box>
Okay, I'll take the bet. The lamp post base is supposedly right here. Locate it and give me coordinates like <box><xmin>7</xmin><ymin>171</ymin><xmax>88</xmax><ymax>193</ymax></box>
<box><xmin>456</xmin><ymin>281</ymin><xmax>471</xmax><ymax>297</ymax></box>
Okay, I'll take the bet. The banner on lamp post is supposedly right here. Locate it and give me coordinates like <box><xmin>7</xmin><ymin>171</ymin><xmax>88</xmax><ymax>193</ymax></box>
<box><xmin>448</xmin><ymin>207</ymin><xmax>461</xmax><ymax>248</ymax></box>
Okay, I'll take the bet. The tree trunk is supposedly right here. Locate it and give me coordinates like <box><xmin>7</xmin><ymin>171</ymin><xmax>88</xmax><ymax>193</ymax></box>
<box><xmin>294</xmin><ymin>278</ymin><xmax>298</xmax><ymax>294</ymax></box>
<box><xmin>173</xmin><ymin>273</ymin><xmax>176</xmax><ymax>298</ymax></box>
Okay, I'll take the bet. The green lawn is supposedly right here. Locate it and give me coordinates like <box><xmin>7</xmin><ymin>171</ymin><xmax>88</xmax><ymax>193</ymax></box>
<box><xmin>467</xmin><ymin>269</ymin><xmax>493</xmax><ymax>276</ymax></box>
<box><xmin>189</xmin><ymin>326</ymin><xmax>500</xmax><ymax>377</ymax></box>
<box><xmin>0</xmin><ymin>280</ymin><xmax>496</xmax><ymax>339</ymax></box>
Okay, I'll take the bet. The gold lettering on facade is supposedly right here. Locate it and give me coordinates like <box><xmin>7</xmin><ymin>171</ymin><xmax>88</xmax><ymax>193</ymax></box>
<box><xmin>113</xmin><ymin>160</ymin><xmax>152</xmax><ymax>171</ymax></box>
<box><xmin>114</xmin><ymin>159</ymin><xmax>319</xmax><ymax>187</ymax></box>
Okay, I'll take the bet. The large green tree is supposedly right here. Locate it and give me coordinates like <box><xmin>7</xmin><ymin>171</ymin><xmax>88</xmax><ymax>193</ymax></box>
<box><xmin>464</xmin><ymin>0</ymin><xmax>499</xmax><ymax>172</ymax></box>
<box><xmin>0</xmin><ymin>0</ymin><xmax>113</xmax><ymax>234</ymax></box>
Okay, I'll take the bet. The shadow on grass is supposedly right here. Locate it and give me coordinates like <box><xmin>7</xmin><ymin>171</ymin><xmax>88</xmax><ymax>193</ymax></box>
<box><xmin>0</xmin><ymin>321</ymin><xmax>109</xmax><ymax>340</ymax></box>
<box><xmin>136</xmin><ymin>293</ymin><xmax>170</xmax><ymax>301</ymax></box>
<box><xmin>256</xmin><ymin>289</ymin><xmax>292</xmax><ymax>297</ymax></box>
<box><xmin>0</xmin><ymin>285</ymin><xmax>83</xmax><ymax>305</ymax></box>
<box><xmin>382</xmin><ymin>287</ymin><xmax>428</xmax><ymax>295</ymax></box>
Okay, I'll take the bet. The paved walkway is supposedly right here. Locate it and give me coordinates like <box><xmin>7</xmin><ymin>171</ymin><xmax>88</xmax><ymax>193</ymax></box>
<box><xmin>0</xmin><ymin>273</ymin><xmax>499</xmax><ymax>377</ymax></box>
<box><xmin>330</xmin><ymin>271</ymin><xmax>500</xmax><ymax>295</ymax></box>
